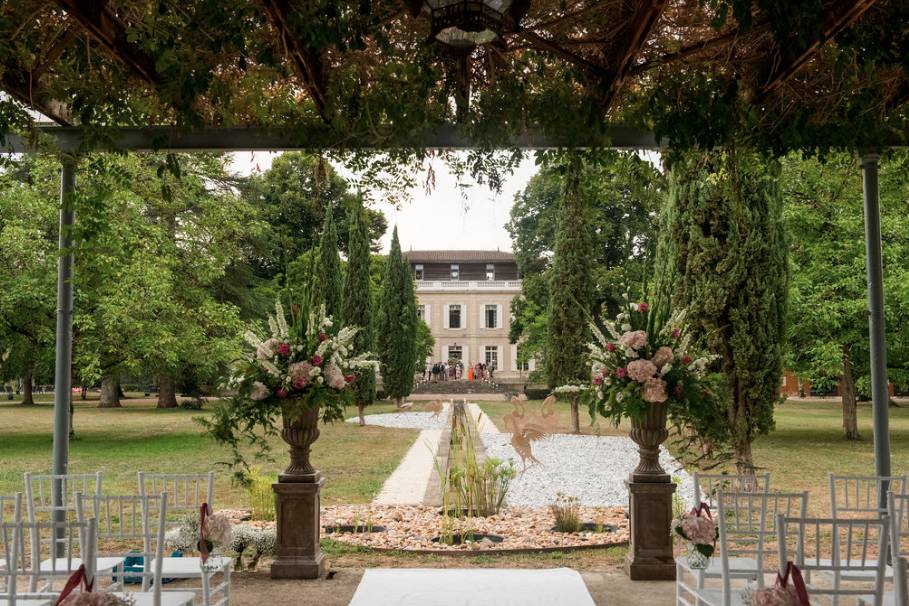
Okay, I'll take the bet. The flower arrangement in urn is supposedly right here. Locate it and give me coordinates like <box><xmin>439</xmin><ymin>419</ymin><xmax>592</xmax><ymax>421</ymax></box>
<box><xmin>565</xmin><ymin>294</ymin><xmax>729</xmax><ymax>477</ymax></box>
<box><xmin>203</xmin><ymin>299</ymin><xmax>378</xmax><ymax>481</ymax></box>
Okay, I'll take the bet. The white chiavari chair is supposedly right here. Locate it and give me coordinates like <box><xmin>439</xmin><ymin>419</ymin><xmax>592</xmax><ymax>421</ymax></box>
<box><xmin>0</xmin><ymin>494</ymin><xmax>23</xmax><ymax>575</ymax></box>
<box><xmin>138</xmin><ymin>472</ymin><xmax>215</xmax><ymax>513</ymax></box>
<box><xmin>106</xmin><ymin>493</ymin><xmax>195</xmax><ymax>606</ymax></box>
<box><xmin>779</xmin><ymin>514</ymin><xmax>889</xmax><ymax>606</ymax></box>
<box><xmin>830</xmin><ymin>475</ymin><xmax>908</xmax><ymax>519</ymax></box>
<box><xmin>23</xmin><ymin>473</ymin><xmax>102</xmax><ymax>517</ymax></box>
<box><xmin>16</xmin><ymin>513</ymin><xmax>96</xmax><ymax>602</ymax></box>
<box><xmin>894</xmin><ymin>556</ymin><xmax>909</xmax><ymax>606</ymax></box>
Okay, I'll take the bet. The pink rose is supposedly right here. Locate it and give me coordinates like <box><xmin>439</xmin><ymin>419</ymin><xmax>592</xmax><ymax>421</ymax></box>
<box><xmin>642</xmin><ymin>377</ymin><xmax>668</xmax><ymax>403</ymax></box>
<box><xmin>319</xmin><ymin>333</ymin><xmax>327</xmax><ymax>342</ymax></box>
<box><xmin>345</xmin><ymin>375</ymin><xmax>355</xmax><ymax>384</ymax></box>
<box><xmin>615</xmin><ymin>367</ymin><xmax>627</xmax><ymax>379</ymax></box>
<box><xmin>638</xmin><ymin>302</ymin><xmax>649</xmax><ymax>313</ymax></box>
<box><xmin>276</xmin><ymin>342</ymin><xmax>291</xmax><ymax>356</ymax></box>
<box><xmin>292</xmin><ymin>377</ymin><xmax>307</xmax><ymax>390</ymax></box>
<box><xmin>592</xmin><ymin>376</ymin><xmax>603</xmax><ymax>386</ymax></box>
<box><xmin>312</xmin><ymin>355</ymin><xmax>323</xmax><ymax>366</ymax></box>
<box><xmin>681</xmin><ymin>514</ymin><xmax>716</xmax><ymax>544</ymax></box>
<box><xmin>651</xmin><ymin>346</ymin><xmax>674</xmax><ymax>369</ymax></box>
<box><xmin>618</xmin><ymin>330</ymin><xmax>647</xmax><ymax>350</ymax></box>
<box><xmin>682</xmin><ymin>355</ymin><xmax>692</xmax><ymax>365</ymax></box>
<box><xmin>606</xmin><ymin>343</ymin><xmax>616</xmax><ymax>352</ymax></box>
<box><xmin>627</xmin><ymin>359</ymin><xmax>658</xmax><ymax>383</ymax></box>
<box><xmin>276</xmin><ymin>388</ymin><xmax>289</xmax><ymax>399</ymax></box>
<box><xmin>671</xmin><ymin>328</ymin><xmax>681</xmax><ymax>339</ymax></box>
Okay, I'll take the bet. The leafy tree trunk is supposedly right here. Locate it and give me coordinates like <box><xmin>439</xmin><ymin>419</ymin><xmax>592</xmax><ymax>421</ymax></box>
<box><xmin>569</xmin><ymin>398</ymin><xmax>580</xmax><ymax>434</ymax></box>
<box><xmin>546</xmin><ymin>157</ymin><xmax>593</xmax><ymax>391</ymax></box>
<box><xmin>20</xmin><ymin>371</ymin><xmax>34</xmax><ymax>406</ymax></box>
<box><xmin>841</xmin><ymin>347</ymin><xmax>860</xmax><ymax>440</ymax></box>
<box><xmin>657</xmin><ymin>149</ymin><xmax>788</xmax><ymax>474</ymax></box>
<box><xmin>99</xmin><ymin>375</ymin><xmax>122</xmax><ymax>408</ymax></box>
<box><xmin>357</xmin><ymin>402</ymin><xmax>366</xmax><ymax>426</ymax></box>
<box><xmin>157</xmin><ymin>373</ymin><xmax>178</xmax><ymax>409</ymax></box>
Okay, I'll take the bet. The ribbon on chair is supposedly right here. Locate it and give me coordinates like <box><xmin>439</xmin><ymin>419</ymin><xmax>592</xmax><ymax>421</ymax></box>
<box><xmin>690</xmin><ymin>503</ymin><xmax>712</xmax><ymax>519</ymax></box>
<box><xmin>777</xmin><ymin>561</ymin><xmax>810</xmax><ymax>606</ymax></box>
<box><xmin>53</xmin><ymin>564</ymin><xmax>94</xmax><ymax>606</ymax></box>
<box><xmin>199</xmin><ymin>502</ymin><xmax>212</xmax><ymax>564</ymax></box>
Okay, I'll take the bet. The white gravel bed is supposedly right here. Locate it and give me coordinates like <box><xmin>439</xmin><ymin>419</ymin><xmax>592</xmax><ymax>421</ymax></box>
<box><xmin>346</xmin><ymin>411</ymin><xmax>450</xmax><ymax>431</ymax></box>
<box><xmin>481</xmin><ymin>433</ymin><xmax>695</xmax><ymax>508</ymax></box>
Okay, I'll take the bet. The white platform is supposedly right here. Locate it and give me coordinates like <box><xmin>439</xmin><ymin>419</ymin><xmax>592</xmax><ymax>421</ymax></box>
<box><xmin>372</xmin><ymin>430</ymin><xmax>442</xmax><ymax>506</ymax></box>
<box><xmin>348</xmin><ymin>568</ymin><xmax>596</xmax><ymax>606</ymax></box>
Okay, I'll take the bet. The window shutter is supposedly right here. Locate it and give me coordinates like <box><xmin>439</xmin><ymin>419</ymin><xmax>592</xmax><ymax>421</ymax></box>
<box><xmin>461</xmin><ymin>302</ymin><xmax>468</xmax><ymax>329</ymax></box>
<box><xmin>496</xmin><ymin>346</ymin><xmax>503</xmax><ymax>371</ymax></box>
<box><xmin>496</xmin><ymin>304</ymin><xmax>503</xmax><ymax>329</ymax></box>
<box><xmin>510</xmin><ymin>344</ymin><xmax>518</xmax><ymax>371</ymax></box>
<box><xmin>462</xmin><ymin>344</ymin><xmax>469</xmax><ymax>365</ymax></box>
<box><xmin>443</xmin><ymin>304</ymin><xmax>449</xmax><ymax>329</ymax></box>
<box><xmin>424</xmin><ymin>304</ymin><xmax>431</xmax><ymax>327</ymax></box>
<box><xmin>479</xmin><ymin>303</ymin><xmax>486</xmax><ymax>329</ymax></box>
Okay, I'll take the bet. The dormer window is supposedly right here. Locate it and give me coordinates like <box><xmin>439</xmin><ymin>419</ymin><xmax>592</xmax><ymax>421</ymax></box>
<box><xmin>486</xmin><ymin>264</ymin><xmax>495</xmax><ymax>281</ymax></box>
<box><xmin>450</xmin><ymin>264</ymin><xmax>460</xmax><ymax>280</ymax></box>
<box><xmin>415</xmin><ymin>264</ymin><xmax>424</xmax><ymax>280</ymax></box>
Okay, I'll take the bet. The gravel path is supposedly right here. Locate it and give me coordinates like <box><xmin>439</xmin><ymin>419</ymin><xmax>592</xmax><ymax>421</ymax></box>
<box><xmin>482</xmin><ymin>433</ymin><xmax>695</xmax><ymax>508</ymax></box>
<box><xmin>346</xmin><ymin>410</ymin><xmax>450</xmax><ymax>431</ymax></box>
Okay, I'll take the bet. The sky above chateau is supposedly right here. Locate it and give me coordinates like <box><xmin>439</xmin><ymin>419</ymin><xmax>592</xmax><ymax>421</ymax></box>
<box><xmin>229</xmin><ymin>151</ymin><xmax>538</xmax><ymax>254</ymax></box>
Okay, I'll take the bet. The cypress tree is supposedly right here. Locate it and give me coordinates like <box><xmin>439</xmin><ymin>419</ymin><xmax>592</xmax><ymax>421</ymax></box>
<box><xmin>377</xmin><ymin>227</ymin><xmax>417</xmax><ymax>408</ymax></box>
<box><xmin>546</xmin><ymin>160</ymin><xmax>594</xmax><ymax>433</ymax></box>
<box><xmin>317</xmin><ymin>209</ymin><xmax>342</xmax><ymax>318</ymax></box>
<box><xmin>656</xmin><ymin>149</ymin><xmax>788</xmax><ymax>474</ymax></box>
<box><xmin>342</xmin><ymin>201</ymin><xmax>376</xmax><ymax>425</ymax></box>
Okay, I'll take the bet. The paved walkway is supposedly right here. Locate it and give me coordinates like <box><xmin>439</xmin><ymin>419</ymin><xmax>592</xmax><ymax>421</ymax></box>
<box><xmin>373</xmin><ymin>429</ymin><xmax>443</xmax><ymax>505</ymax></box>
<box><xmin>466</xmin><ymin>401</ymin><xmax>500</xmax><ymax>434</ymax></box>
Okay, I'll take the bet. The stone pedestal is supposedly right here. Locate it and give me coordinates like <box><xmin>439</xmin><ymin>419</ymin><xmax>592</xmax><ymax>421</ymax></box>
<box><xmin>624</xmin><ymin>479</ymin><xmax>677</xmax><ymax>581</ymax></box>
<box><xmin>270</xmin><ymin>476</ymin><xmax>327</xmax><ymax>579</ymax></box>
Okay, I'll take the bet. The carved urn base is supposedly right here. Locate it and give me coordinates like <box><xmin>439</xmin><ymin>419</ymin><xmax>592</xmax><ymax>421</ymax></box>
<box><xmin>279</xmin><ymin>402</ymin><xmax>321</xmax><ymax>483</ymax></box>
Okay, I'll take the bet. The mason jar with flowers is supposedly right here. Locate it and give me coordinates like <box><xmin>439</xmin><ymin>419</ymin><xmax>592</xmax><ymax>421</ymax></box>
<box><xmin>568</xmin><ymin>296</ymin><xmax>728</xmax><ymax>481</ymax></box>
<box><xmin>204</xmin><ymin>300</ymin><xmax>378</xmax><ymax>483</ymax></box>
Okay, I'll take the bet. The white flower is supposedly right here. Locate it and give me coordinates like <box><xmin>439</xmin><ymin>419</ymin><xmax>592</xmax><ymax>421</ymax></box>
<box><xmin>624</xmin><ymin>347</ymin><xmax>639</xmax><ymax>359</ymax></box>
<box><xmin>621</xmin><ymin>323</ymin><xmax>632</xmax><ymax>332</ymax></box>
<box><xmin>316</xmin><ymin>376</ymin><xmax>324</xmax><ymax>384</ymax></box>
<box><xmin>660</xmin><ymin>364</ymin><xmax>672</xmax><ymax>376</ymax></box>
<box><xmin>250</xmin><ymin>381</ymin><xmax>270</xmax><ymax>401</ymax></box>
<box><xmin>259</xmin><ymin>360</ymin><xmax>281</xmax><ymax>377</ymax></box>
<box><xmin>630</xmin><ymin>303</ymin><xmax>639</xmax><ymax>312</ymax></box>
<box><xmin>309</xmin><ymin>367</ymin><xmax>321</xmax><ymax>378</ymax></box>
<box><xmin>616</xmin><ymin>392</ymin><xmax>625</xmax><ymax>402</ymax></box>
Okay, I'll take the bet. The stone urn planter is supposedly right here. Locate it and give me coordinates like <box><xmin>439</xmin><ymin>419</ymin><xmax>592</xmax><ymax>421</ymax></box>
<box><xmin>271</xmin><ymin>401</ymin><xmax>327</xmax><ymax>580</ymax></box>
<box><xmin>279</xmin><ymin>402</ymin><xmax>321</xmax><ymax>482</ymax></box>
<box><xmin>624</xmin><ymin>401</ymin><xmax>676</xmax><ymax>581</ymax></box>
<box><xmin>628</xmin><ymin>402</ymin><xmax>670</xmax><ymax>482</ymax></box>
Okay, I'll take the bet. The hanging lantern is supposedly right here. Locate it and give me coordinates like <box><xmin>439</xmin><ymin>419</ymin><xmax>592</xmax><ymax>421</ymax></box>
<box><xmin>406</xmin><ymin>0</ymin><xmax>530</xmax><ymax>49</ymax></box>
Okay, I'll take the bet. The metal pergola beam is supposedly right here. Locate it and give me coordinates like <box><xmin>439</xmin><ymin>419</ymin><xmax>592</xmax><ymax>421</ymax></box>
<box><xmin>1</xmin><ymin>124</ymin><xmax>666</xmax><ymax>153</ymax></box>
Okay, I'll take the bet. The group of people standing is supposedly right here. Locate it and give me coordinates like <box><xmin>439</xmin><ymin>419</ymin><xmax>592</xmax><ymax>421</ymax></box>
<box><xmin>425</xmin><ymin>360</ymin><xmax>495</xmax><ymax>382</ymax></box>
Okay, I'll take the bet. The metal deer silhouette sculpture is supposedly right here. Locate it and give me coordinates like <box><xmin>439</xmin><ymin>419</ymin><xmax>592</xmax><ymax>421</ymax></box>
<box><xmin>423</xmin><ymin>400</ymin><xmax>445</xmax><ymax>418</ymax></box>
<box><xmin>502</xmin><ymin>396</ymin><xmax>559</xmax><ymax>472</ymax></box>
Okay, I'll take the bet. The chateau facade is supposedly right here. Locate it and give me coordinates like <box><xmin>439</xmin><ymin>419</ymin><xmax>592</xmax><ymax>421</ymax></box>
<box><xmin>404</xmin><ymin>250</ymin><xmax>535</xmax><ymax>379</ymax></box>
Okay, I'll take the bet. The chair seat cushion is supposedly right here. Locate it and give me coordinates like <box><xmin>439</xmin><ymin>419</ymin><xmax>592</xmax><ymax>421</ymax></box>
<box><xmin>39</xmin><ymin>557</ymin><xmax>125</xmax><ymax>573</ymax></box>
<box><xmin>150</xmin><ymin>556</ymin><xmax>232</xmax><ymax>577</ymax></box>
<box><xmin>111</xmin><ymin>591</ymin><xmax>196</xmax><ymax>606</ymax></box>
<box><xmin>676</xmin><ymin>556</ymin><xmax>761</xmax><ymax>577</ymax></box>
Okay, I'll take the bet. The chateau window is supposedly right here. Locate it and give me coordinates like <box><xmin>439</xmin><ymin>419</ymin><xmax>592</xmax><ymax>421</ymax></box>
<box><xmin>449</xmin><ymin>304</ymin><xmax>461</xmax><ymax>329</ymax></box>
<box><xmin>415</xmin><ymin>264</ymin><xmax>424</xmax><ymax>280</ymax></box>
<box><xmin>485</xmin><ymin>346</ymin><xmax>498</xmax><ymax>368</ymax></box>
<box><xmin>486</xmin><ymin>264</ymin><xmax>495</xmax><ymax>281</ymax></box>
<box><xmin>417</xmin><ymin>304</ymin><xmax>425</xmax><ymax>321</ymax></box>
<box><xmin>450</xmin><ymin>264</ymin><xmax>460</xmax><ymax>280</ymax></box>
<box><xmin>485</xmin><ymin>305</ymin><xmax>497</xmax><ymax>329</ymax></box>
<box><xmin>448</xmin><ymin>345</ymin><xmax>462</xmax><ymax>361</ymax></box>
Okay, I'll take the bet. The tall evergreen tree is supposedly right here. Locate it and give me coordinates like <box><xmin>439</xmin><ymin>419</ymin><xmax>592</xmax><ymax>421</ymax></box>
<box><xmin>377</xmin><ymin>227</ymin><xmax>417</xmax><ymax>408</ymax></box>
<box><xmin>546</xmin><ymin>160</ymin><xmax>594</xmax><ymax>433</ymax></box>
<box><xmin>342</xmin><ymin>201</ymin><xmax>376</xmax><ymax>425</ymax></box>
<box><xmin>656</xmin><ymin>149</ymin><xmax>788</xmax><ymax>474</ymax></box>
<box><xmin>317</xmin><ymin>209</ymin><xmax>343</xmax><ymax>318</ymax></box>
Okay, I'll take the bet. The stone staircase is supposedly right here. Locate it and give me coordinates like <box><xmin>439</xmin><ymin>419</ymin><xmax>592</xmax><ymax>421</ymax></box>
<box><xmin>411</xmin><ymin>379</ymin><xmax>514</xmax><ymax>395</ymax></box>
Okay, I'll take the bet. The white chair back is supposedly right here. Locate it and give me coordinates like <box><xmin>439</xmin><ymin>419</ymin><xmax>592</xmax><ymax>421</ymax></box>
<box><xmin>830</xmin><ymin>474</ymin><xmax>908</xmax><ymax>518</ymax></box>
<box><xmin>716</xmin><ymin>490</ymin><xmax>769</xmax><ymax>605</ymax></box>
<box><xmin>138</xmin><ymin>471</ymin><xmax>214</xmax><ymax>511</ymax></box>
<box><xmin>693</xmin><ymin>472</ymin><xmax>770</xmax><ymax>507</ymax></box>
<box><xmin>888</xmin><ymin>491</ymin><xmax>909</xmax><ymax>558</ymax></box>
<box><xmin>777</xmin><ymin>514</ymin><xmax>889</xmax><ymax>606</ymax></box>
<box><xmin>0</xmin><ymin>493</ymin><xmax>22</xmax><ymax>524</ymax></box>
<box><xmin>24</xmin><ymin>472</ymin><xmax>103</xmax><ymax>520</ymax></box>
<box><xmin>895</xmin><ymin>555</ymin><xmax>909</xmax><ymax>606</ymax></box>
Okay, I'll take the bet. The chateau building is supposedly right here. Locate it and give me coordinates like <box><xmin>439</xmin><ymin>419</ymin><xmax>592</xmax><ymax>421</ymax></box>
<box><xmin>404</xmin><ymin>250</ymin><xmax>535</xmax><ymax>379</ymax></box>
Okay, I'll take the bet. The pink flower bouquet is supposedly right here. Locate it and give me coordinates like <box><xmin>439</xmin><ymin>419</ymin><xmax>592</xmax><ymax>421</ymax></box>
<box><xmin>673</xmin><ymin>504</ymin><xmax>718</xmax><ymax>566</ymax></box>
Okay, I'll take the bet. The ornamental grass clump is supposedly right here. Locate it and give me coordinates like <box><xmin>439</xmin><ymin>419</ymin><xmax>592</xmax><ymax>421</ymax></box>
<box><xmin>551</xmin><ymin>492</ymin><xmax>582</xmax><ymax>533</ymax></box>
<box><xmin>245</xmin><ymin>466</ymin><xmax>277</xmax><ymax>521</ymax></box>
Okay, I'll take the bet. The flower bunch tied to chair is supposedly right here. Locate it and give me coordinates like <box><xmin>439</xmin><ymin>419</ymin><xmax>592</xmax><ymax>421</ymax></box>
<box><xmin>203</xmin><ymin>296</ymin><xmax>379</xmax><ymax>482</ymax></box>
<box><xmin>673</xmin><ymin>503</ymin><xmax>718</xmax><ymax>570</ymax></box>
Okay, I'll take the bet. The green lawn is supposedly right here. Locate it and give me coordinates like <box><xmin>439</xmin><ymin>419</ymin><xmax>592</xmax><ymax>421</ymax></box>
<box><xmin>0</xmin><ymin>399</ymin><xmax>414</xmax><ymax>508</ymax></box>
<box><xmin>480</xmin><ymin>398</ymin><xmax>909</xmax><ymax>516</ymax></box>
